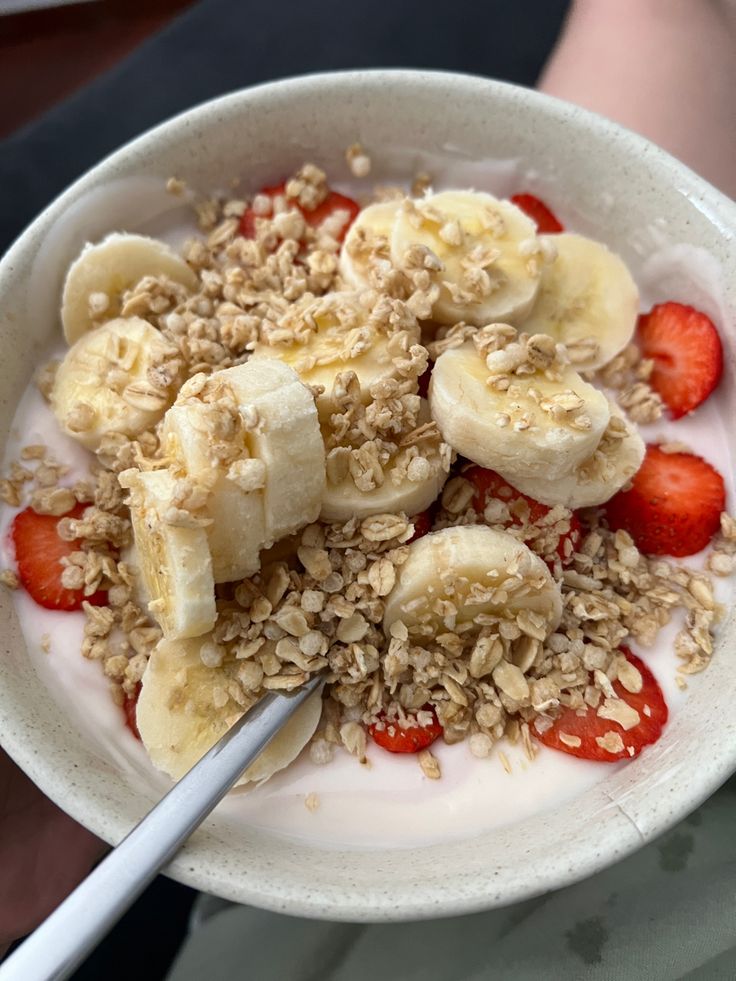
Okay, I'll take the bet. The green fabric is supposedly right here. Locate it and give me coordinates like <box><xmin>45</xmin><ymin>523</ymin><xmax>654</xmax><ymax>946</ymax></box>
<box><xmin>167</xmin><ymin>779</ymin><xmax>736</xmax><ymax>981</ymax></box>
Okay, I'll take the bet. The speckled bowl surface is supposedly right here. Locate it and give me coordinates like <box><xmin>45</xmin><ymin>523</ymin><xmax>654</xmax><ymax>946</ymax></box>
<box><xmin>1</xmin><ymin>71</ymin><xmax>735</xmax><ymax>921</ymax></box>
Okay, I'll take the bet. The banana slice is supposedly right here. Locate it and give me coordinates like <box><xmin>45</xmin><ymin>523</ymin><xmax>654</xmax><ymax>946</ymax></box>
<box><xmin>383</xmin><ymin>525</ymin><xmax>562</xmax><ymax>636</ymax></box>
<box><xmin>321</xmin><ymin>401</ymin><xmax>449</xmax><ymax>522</ymax></box>
<box><xmin>339</xmin><ymin>201</ymin><xmax>401</xmax><ymax>288</ymax></box>
<box><xmin>162</xmin><ymin>403</ymin><xmax>267</xmax><ymax>584</ymax></box>
<box><xmin>119</xmin><ymin>468</ymin><xmax>216</xmax><ymax>640</ymax></box>
<box><xmin>429</xmin><ymin>341</ymin><xmax>610</xmax><ymax>481</ymax></box>
<box><xmin>118</xmin><ymin>543</ymin><xmax>150</xmax><ymax>611</ymax></box>
<box><xmin>322</xmin><ymin>455</ymin><xmax>446</xmax><ymax>523</ymax></box>
<box><xmin>390</xmin><ymin>191</ymin><xmax>544</xmax><ymax>326</ymax></box>
<box><xmin>214</xmin><ymin>360</ymin><xmax>326</xmax><ymax>542</ymax></box>
<box><xmin>509</xmin><ymin>404</ymin><xmax>645</xmax><ymax>508</ymax></box>
<box><xmin>51</xmin><ymin>316</ymin><xmax>181</xmax><ymax>451</ymax></box>
<box><xmin>520</xmin><ymin>233</ymin><xmax>639</xmax><ymax>369</ymax></box>
<box><xmin>61</xmin><ymin>232</ymin><xmax>198</xmax><ymax>344</ymax></box>
<box><xmin>137</xmin><ymin>638</ymin><xmax>323</xmax><ymax>783</ymax></box>
<box><xmin>251</xmin><ymin>290</ymin><xmax>421</xmax><ymax>421</ymax></box>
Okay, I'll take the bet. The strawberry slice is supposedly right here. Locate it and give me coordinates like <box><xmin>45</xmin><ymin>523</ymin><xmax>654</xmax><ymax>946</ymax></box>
<box><xmin>637</xmin><ymin>302</ymin><xmax>723</xmax><ymax>418</ymax></box>
<box><xmin>537</xmin><ymin>648</ymin><xmax>668</xmax><ymax>762</ymax></box>
<box><xmin>511</xmin><ymin>193</ymin><xmax>564</xmax><ymax>233</ymax></box>
<box><xmin>417</xmin><ymin>360</ymin><xmax>433</xmax><ymax>399</ymax></box>
<box><xmin>238</xmin><ymin>181</ymin><xmax>289</xmax><ymax>239</ymax></box>
<box><xmin>300</xmin><ymin>190</ymin><xmax>360</xmax><ymax>243</ymax></box>
<box><xmin>463</xmin><ymin>465</ymin><xmax>581</xmax><ymax>565</ymax></box>
<box><xmin>407</xmin><ymin>509</ymin><xmax>433</xmax><ymax>543</ymax></box>
<box><xmin>10</xmin><ymin>503</ymin><xmax>106</xmax><ymax>611</ymax></box>
<box><xmin>604</xmin><ymin>444</ymin><xmax>725</xmax><ymax>557</ymax></box>
<box><xmin>123</xmin><ymin>683</ymin><xmax>142</xmax><ymax>741</ymax></box>
<box><xmin>239</xmin><ymin>182</ymin><xmax>360</xmax><ymax>244</ymax></box>
<box><xmin>369</xmin><ymin>705</ymin><xmax>442</xmax><ymax>754</ymax></box>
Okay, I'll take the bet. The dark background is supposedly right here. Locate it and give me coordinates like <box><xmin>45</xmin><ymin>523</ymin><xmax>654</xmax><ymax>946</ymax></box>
<box><xmin>1</xmin><ymin>0</ymin><xmax>569</xmax><ymax>976</ymax></box>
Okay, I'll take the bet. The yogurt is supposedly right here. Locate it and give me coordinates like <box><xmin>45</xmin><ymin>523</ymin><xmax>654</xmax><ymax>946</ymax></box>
<box><xmin>1</xmin><ymin>174</ymin><xmax>734</xmax><ymax>850</ymax></box>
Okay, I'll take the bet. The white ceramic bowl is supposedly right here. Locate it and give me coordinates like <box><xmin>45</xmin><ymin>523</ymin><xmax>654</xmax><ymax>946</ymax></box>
<box><xmin>1</xmin><ymin>70</ymin><xmax>735</xmax><ymax>921</ymax></box>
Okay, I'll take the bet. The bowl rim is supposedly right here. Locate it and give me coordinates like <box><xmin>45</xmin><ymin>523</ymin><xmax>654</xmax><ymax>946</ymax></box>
<box><xmin>1</xmin><ymin>68</ymin><xmax>736</xmax><ymax>922</ymax></box>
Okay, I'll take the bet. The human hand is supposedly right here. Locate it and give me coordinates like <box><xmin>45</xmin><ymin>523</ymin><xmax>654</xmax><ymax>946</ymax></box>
<box><xmin>0</xmin><ymin>747</ymin><xmax>105</xmax><ymax>955</ymax></box>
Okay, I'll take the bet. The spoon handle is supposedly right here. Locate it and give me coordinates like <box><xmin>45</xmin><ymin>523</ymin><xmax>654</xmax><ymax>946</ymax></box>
<box><xmin>0</xmin><ymin>676</ymin><xmax>323</xmax><ymax>981</ymax></box>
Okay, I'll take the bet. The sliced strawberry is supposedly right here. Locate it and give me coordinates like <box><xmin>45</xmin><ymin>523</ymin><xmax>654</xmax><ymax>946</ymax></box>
<box><xmin>604</xmin><ymin>444</ymin><xmax>725</xmax><ymax>557</ymax></box>
<box><xmin>238</xmin><ymin>181</ymin><xmax>289</xmax><ymax>238</ymax></box>
<box><xmin>369</xmin><ymin>705</ymin><xmax>442</xmax><ymax>754</ymax></box>
<box><xmin>417</xmin><ymin>361</ymin><xmax>433</xmax><ymax>399</ymax></box>
<box><xmin>11</xmin><ymin>503</ymin><xmax>106</xmax><ymax>611</ymax></box>
<box><xmin>239</xmin><ymin>183</ymin><xmax>360</xmax><ymax>245</ymax></box>
<box><xmin>463</xmin><ymin>465</ymin><xmax>581</xmax><ymax>565</ymax></box>
<box><xmin>300</xmin><ymin>190</ymin><xmax>360</xmax><ymax>243</ymax></box>
<box><xmin>537</xmin><ymin>648</ymin><xmax>668</xmax><ymax>762</ymax></box>
<box><xmin>407</xmin><ymin>509</ymin><xmax>433</xmax><ymax>543</ymax></box>
<box><xmin>123</xmin><ymin>684</ymin><xmax>142</xmax><ymax>741</ymax></box>
<box><xmin>510</xmin><ymin>193</ymin><xmax>564</xmax><ymax>233</ymax></box>
<box><xmin>637</xmin><ymin>302</ymin><xmax>723</xmax><ymax>418</ymax></box>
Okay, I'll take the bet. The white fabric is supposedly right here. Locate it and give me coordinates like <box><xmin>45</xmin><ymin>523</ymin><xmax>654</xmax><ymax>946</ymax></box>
<box><xmin>167</xmin><ymin>779</ymin><xmax>736</xmax><ymax>981</ymax></box>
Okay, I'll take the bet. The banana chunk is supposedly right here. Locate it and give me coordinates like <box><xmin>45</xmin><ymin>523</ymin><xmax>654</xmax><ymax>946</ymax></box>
<box><xmin>162</xmin><ymin>403</ymin><xmax>267</xmax><ymax>584</ymax></box>
<box><xmin>137</xmin><ymin>638</ymin><xmax>323</xmax><ymax>783</ymax></box>
<box><xmin>390</xmin><ymin>191</ymin><xmax>544</xmax><ymax>326</ymax></box>
<box><xmin>51</xmin><ymin>316</ymin><xmax>182</xmax><ymax>451</ymax></box>
<box><xmin>251</xmin><ymin>290</ymin><xmax>421</xmax><ymax>421</ymax></box>
<box><xmin>321</xmin><ymin>400</ymin><xmax>449</xmax><ymax>522</ymax></box>
<box><xmin>212</xmin><ymin>360</ymin><xmax>326</xmax><ymax>542</ymax></box>
<box><xmin>339</xmin><ymin>200</ymin><xmax>401</xmax><ymax>288</ymax></box>
<box><xmin>119</xmin><ymin>468</ymin><xmax>216</xmax><ymax>641</ymax></box>
<box><xmin>321</xmin><ymin>453</ymin><xmax>446</xmax><ymax>523</ymax></box>
<box><xmin>61</xmin><ymin>232</ymin><xmax>198</xmax><ymax>344</ymax></box>
<box><xmin>383</xmin><ymin>525</ymin><xmax>562</xmax><ymax>637</ymax></box>
<box><xmin>520</xmin><ymin>233</ymin><xmax>639</xmax><ymax>370</ymax></box>
<box><xmin>509</xmin><ymin>404</ymin><xmax>645</xmax><ymax>508</ymax></box>
<box><xmin>429</xmin><ymin>339</ymin><xmax>610</xmax><ymax>481</ymax></box>
<box><xmin>118</xmin><ymin>542</ymin><xmax>150</xmax><ymax>611</ymax></box>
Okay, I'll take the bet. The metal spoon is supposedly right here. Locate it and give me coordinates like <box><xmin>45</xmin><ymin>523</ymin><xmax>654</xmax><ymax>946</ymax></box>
<box><xmin>0</xmin><ymin>675</ymin><xmax>324</xmax><ymax>981</ymax></box>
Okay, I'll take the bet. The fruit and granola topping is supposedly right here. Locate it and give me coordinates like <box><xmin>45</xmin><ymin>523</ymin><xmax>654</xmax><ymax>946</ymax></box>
<box><xmin>11</xmin><ymin>503</ymin><xmax>108</xmax><ymax>611</ymax></box>
<box><xmin>604</xmin><ymin>444</ymin><xmax>726</xmax><ymax>558</ymax></box>
<box><xmin>536</xmin><ymin>648</ymin><xmax>668</xmax><ymax>762</ymax></box>
<box><xmin>637</xmin><ymin>301</ymin><xmax>724</xmax><ymax>419</ymax></box>
<box><xmin>461</xmin><ymin>465</ymin><xmax>582</xmax><ymax>566</ymax></box>
<box><xmin>510</xmin><ymin>193</ymin><xmax>564</xmax><ymax>234</ymax></box>
<box><xmin>369</xmin><ymin>704</ymin><xmax>443</xmax><ymax>754</ymax></box>
<box><xmin>0</xmin><ymin>157</ymin><xmax>732</xmax><ymax>785</ymax></box>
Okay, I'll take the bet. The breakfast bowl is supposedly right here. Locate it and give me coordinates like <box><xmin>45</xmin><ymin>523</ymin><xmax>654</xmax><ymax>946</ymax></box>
<box><xmin>0</xmin><ymin>69</ymin><xmax>735</xmax><ymax>922</ymax></box>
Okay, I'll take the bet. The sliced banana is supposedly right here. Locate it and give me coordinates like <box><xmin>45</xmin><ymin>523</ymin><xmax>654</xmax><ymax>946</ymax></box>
<box><xmin>251</xmin><ymin>289</ymin><xmax>421</xmax><ymax>421</ymax></box>
<box><xmin>118</xmin><ymin>543</ymin><xmax>150</xmax><ymax>611</ymax></box>
<box><xmin>383</xmin><ymin>525</ymin><xmax>562</xmax><ymax>636</ymax></box>
<box><xmin>321</xmin><ymin>401</ymin><xmax>449</xmax><ymax>522</ymax></box>
<box><xmin>214</xmin><ymin>360</ymin><xmax>326</xmax><ymax>542</ymax></box>
<box><xmin>322</xmin><ymin>457</ymin><xmax>446</xmax><ymax>523</ymax></box>
<box><xmin>162</xmin><ymin>403</ymin><xmax>267</xmax><ymax>583</ymax></box>
<box><xmin>51</xmin><ymin>316</ymin><xmax>181</xmax><ymax>451</ymax></box>
<box><xmin>339</xmin><ymin>200</ymin><xmax>400</xmax><ymax>288</ymax></box>
<box><xmin>509</xmin><ymin>404</ymin><xmax>645</xmax><ymax>508</ymax></box>
<box><xmin>119</xmin><ymin>468</ymin><xmax>216</xmax><ymax>640</ymax></box>
<box><xmin>390</xmin><ymin>190</ymin><xmax>543</xmax><ymax>326</ymax></box>
<box><xmin>429</xmin><ymin>342</ymin><xmax>610</xmax><ymax>481</ymax></box>
<box><xmin>61</xmin><ymin>232</ymin><xmax>198</xmax><ymax>344</ymax></box>
<box><xmin>137</xmin><ymin>637</ymin><xmax>323</xmax><ymax>784</ymax></box>
<box><xmin>520</xmin><ymin>233</ymin><xmax>639</xmax><ymax>369</ymax></box>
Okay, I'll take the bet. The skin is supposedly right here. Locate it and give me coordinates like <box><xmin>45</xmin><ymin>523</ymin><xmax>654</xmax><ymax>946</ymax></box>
<box><xmin>0</xmin><ymin>749</ymin><xmax>105</xmax><ymax>956</ymax></box>
<box><xmin>2</xmin><ymin>0</ymin><xmax>734</xmax><ymax>955</ymax></box>
<box><xmin>539</xmin><ymin>0</ymin><xmax>736</xmax><ymax>198</ymax></box>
